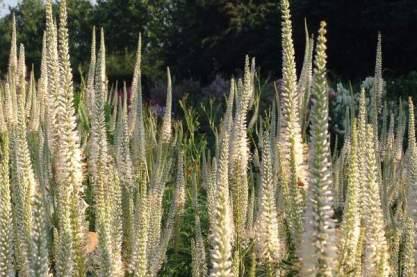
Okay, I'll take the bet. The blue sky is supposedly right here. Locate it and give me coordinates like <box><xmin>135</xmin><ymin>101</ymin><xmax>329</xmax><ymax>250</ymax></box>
<box><xmin>0</xmin><ymin>0</ymin><xmax>18</xmax><ymax>17</ymax></box>
<box><xmin>0</xmin><ymin>0</ymin><xmax>95</xmax><ymax>17</ymax></box>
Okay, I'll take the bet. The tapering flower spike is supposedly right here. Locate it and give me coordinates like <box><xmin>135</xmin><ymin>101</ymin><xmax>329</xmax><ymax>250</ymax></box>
<box><xmin>38</xmin><ymin>33</ymin><xmax>48</xmax><ymax>126</ymax></box>
<box><xmin>210</xmin><ymin>129</ymin><xmax>234</xmax><ymax>277</ymax></box>
<box><xmin>337</xmin><ymin>119</ymin><xmax>361</xmax><ymax>275</ymax></box>
<box><xmin>86</xmin><ymin>26</ymin><xmax>96</xmax><ymax>117</ymax></box>
<box><xmin>30</xmin><ymin>185</ymin><xmax>50</xmax><ymax>277</ymax></box>
<box><xmin>278</xmin><ymin>2</ymin><xmax>308</xmax><ymax>249</ymax></box>
<box><xmin>400</xmin><ymin>216</ymin><xmax>415</xmax><ymax>276</ymax></box>
<box><xmin>362</xmin><ymin>124</ymin><xmax>390</xmax><ymax>276</ymax></box>
<box><xmin>45</xmin><ymin>0</ymin><xmax>60</xmax><ymax>152</ymax></box>
<box><xmin>406</xmin><ymin>98</ymin><xmax>417</xmax><ymax>219</ymax></box>
<box><xmin>160</xmin><ymin>67</ymin><xmax>172</xmax><ymax>144</ymax></box>
<box><xmin>129</xmin><ymin>33</ymin><xmax>142</xmax><ymax>135</ymax></box>
<box><xmin>229</xmin><ymin>56</ymin><xmax>254</xmax><ymax>250</ymax></box>
<box><xmin>131</xmin><ymin>33</ymin><xmax>147</xmax><ymax>179</ymax></box>
<box><xmin>10</xmin><ymin>45</ymin><xmax>35</xmax><ymax>276</ymax></box>
<box><xmin>129</xmin><ymin>184</ymin><xmax>149</xmax><ymax>277</ymax></box>
<box><xmin>50</xmin><ymin>1</ymin><xmax>88</xmax><ymax>275</ymax></box>
<box><xmin>8</xmin><ymin>13</ymin><xmax>17</xmax><ymax>77</ymax></box>
<box><xmin>301</xmin><ymin>21</ymin><xmax>336</xmax><ymax>277</ymax></box>
<box><xmin>255</xmin><ymin>131</ymin><xmax>281</xmax><ymax>275</ymax></box>
<box><xmin>0</xmin><ymin>131</ymin><xmax>13</xmax><ymax>276</ymax></box>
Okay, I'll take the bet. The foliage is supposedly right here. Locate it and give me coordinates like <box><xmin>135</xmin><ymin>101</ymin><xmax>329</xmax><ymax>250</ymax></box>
<box><xmin>0</xmin><ymin>0</ymin><xmax>416</xmax><ymax>87</ymax></box>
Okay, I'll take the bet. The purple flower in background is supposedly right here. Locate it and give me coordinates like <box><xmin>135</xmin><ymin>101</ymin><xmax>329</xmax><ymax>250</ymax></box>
<box><xmin>150</xmin><ymin>103</ymin><xmax>166</xmax><ymax>117</ymax></box>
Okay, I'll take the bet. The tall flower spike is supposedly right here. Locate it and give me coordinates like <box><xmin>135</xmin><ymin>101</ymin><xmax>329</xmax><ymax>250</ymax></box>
<box><xmin>90</xmin><ymin>27</ymin><xmax>108</xmax><ymax>177</ymax></box>
<box><xmin>337</xmin><ymin>119</ymin><xmax>361</xmax><ymax>275</ymax></box>
<box><xmin>116</xmin><ymin>84</ymin><xmax>133</xmax><ymax>190</ymax></box>
<box><xmin>149</xmin><ymin>150</ymin><xmax>186</xmax><ymax>276</ymax></box>
<box><xmin>279</xmin><ymin>2</ymin><xmax>307</xmax><ymax>246</ymax></box>
<box><xmin>191</xmin><ymin>239</ymin><xmax>201</xmax><ymax>277</ymax></box>
<box><xmin>58</xmin><ymin>0</ymin><xmax>73</xmax><ymax>94</ymax></box>
<box><xmin>129</xmin><ymin>33</ymin><xmax>142</xmax><ymax>135</ymax></box>
<box><xmin>388</xmin><ymin>227</ymin><xmax>401</xmax><ymax>276</ymax></box>
<box><xmin>28</xmin><ymin>69</ymin><xmax>40</xmax><ymax>132</ymax></box>
<box><xmin>131</xmin><ymin>33</ymin><xmax>147</xmax><ymax>177</ymax></box>
<box><xmin>11</xmin><ymin>46</ymin><xmax>35</xmax><ymax>276</ymax></box>
<box><xmin>379</xmin><ymin>101</ymin><xmax>388</xmax><ymax>155</ymax></box>
<box><xmin>279</xmin><ymin>0</ymin><xmax>306</xmax><ymax>175</ymax></box>
<box><xmin>52</xmin><ymin>1</ymin><xmax>88</xmax><ymax>275</ymax></box>
<box><xmin>45</xmin><ymin>0</ymin><xmax>60</xmax><ymax>153</ymax></box>
<box><xmin>0</xmin><ymin>91</ymin><xmax>6</xmax><ymax>134</ymax></box>
<box><xmin>400</xmin><ymin>216</ymin><xmax>415</xmax><ymax>276</ymax></box>
<box><xmin>207</xmin><ymin>158</ymin><xmax>218</xmax><ymax>230</ymax></box>
<box><xmin>30</xmin><ymin>185</ymin><xmax>50</xmax><ymax>277</ymax></box>
<box><xmin>406</xmin><ymin>97</ymin><xmax>417</xmax><ymax>220</ymax></box>
<box><xmin>0</xmin><ymin>131</ymin><xmax>13</xmax><ymax>276</ymax></box>
<box><xmin>384</xmin><ymin>112</ymin><xmax>395</xmax><ymax>160</ymax></box>
<box><xmin>146</xmin><ymin>139</ymin><xmax>172</xmax><ymax>261</ymax></box>
<box><xmin>160</xmin><ymin>67</ymin><xmax>172</xmax><ymax>144</ymax></box>
<box><xmin>25</xmin><ymin>67</ymin><xmax>34</xmax><ymax>122</ymax></box>
<box><xmin>38</xmin><ymin>33</ymin><xmax>48</xmax><ymax>126</ymax></box>
<box><xmin>116</xmin><ymin>84</ymin><xmax>134</xmax><ymax>262</ymax></box>
<box><xmin>9</xmin><ymin>80</ymin><xmax>18</xmax><ymax>126</ymax></box>
<box><xmin>286</xmin><ymin>124</ymin><xmax>305</xmax><ymax>245</ymax></box>
<box><xmin>297</xmin><ymin>19</ymin><xmax>311</xmax><ymax>97</ymax></box>
<box><xmin>300</xmin><ymin>21</ymin><xmax>336</xmax><ymax>277</ymax></box>
<box><xmin>86</xmin><ymin>26</ymin><xmax>96</xmax><ymax>117</ymax></box>
<box><xmin>8</xmin><ymin>13</ymin><xmax>17</xmax><ymax>77</ymax></box>
<box><xmin>129</xmin><ymin>184</ymin><xmax>149</xmax><ymax>277</ymax></box>
<box><xmin>108</xmin><ymin>84</ymin><xmax>118</xmax><ymax>135</ymax></box>
<box><xmin>373</xmin><ymin>33</ymin><xmax>384</xmax><ymax>113</ymax></box>
<box><xmin>357</xmin><ymin>88</ymin><xmax>368</xmax><ymax>216</ymax></box>
<box><xmin>97</xmin><ymin>29</ymin><xmax>107</xmax><ymax>101</ymax></box>
<box><xmin>4</xmin><ymin>80</ymin><xmax>15</xmax><ymax>125</ymax></box>
<box><xmin>191</xmin><ymin>172</ymin><xmax>208</xmax><ymax>277</ymax></box>
<box><xmin>210</xmin><ymin>130</ymin><xmax>234</xmax><ymax>277</ymax></box>
<box><xmin>408</xmin><ymin>97</ymin><xmax>416</xmax><ymax>155</ymax></box>
<box><xmin>7</xmin><ymin>14</ymin><xmax>19</xmax><ymax>127</ymax></box>
<box><xmin>229</xmin><ymin>56</ymin><xmax>253</xmax><ymax>252</ymax></box>
<box><xmin>370</xmin><ymin>34</ymin><xmax>383</xmax><ymax>181</ymax></box>
<box><xmin>108</xmin><ymin>161</ymin><xmax>124</xmax><ymax>275</ymax></box>
<box><xmin>91</xmin><ymin>28</ymin><xmax>123</xmax><ymax>277</ymax></box>
<box><xmin>298</xmin><ymin>20</ymin><xmax>314</xmax><ymax>138</ymax></box>
<box><xmin>17</xmin><ymin>44</ymin><xmax>26</xmax><ymax>100</ymax></box>
<box><xmin>255</xmin><ymin>131</ymin><xmax>281</xmax><ymax>275</ymax></box>
<box><xmin>363</xmin><ymin>124</ymin><xmax>390</xmax><ymax>276</ymax></box>
<box><xmin>395</xmin><ymin>99</ymin><xmax>406</xmax><ymax>161</ymax></box>
<box><xmin>223</xmin><ymin>78</ymin><xmax>235</xmax><ymax>134</ymax></box>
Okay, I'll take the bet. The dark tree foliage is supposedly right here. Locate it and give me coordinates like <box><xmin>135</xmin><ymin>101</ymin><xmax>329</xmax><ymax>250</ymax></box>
<box><xmin>293</xmin><ymin>0</ymin><xmax>417</xmax><ymax>79</ymax></box>
<box><xmin>166</xmin><ymin>0</ymin><xmax>417</xmax><ymax>82</ymax></box>
<box><xmin>90</xmin><ymin>0</ymin><xmax>170</xmax><ymax>81</ymax></box>
<box><xmin>0</xmin><ymin>0</ymin><xmax>44</xmax><ymax>75</ymax></box>
<box><xmin>0</xmin><ymin>0</ymin><xmax>416</xmax><ymax>83</ymax></box>
<box><xmin>165</xmin><ymin>0</ymin><xmax>281</xmax><ymax>83</ymax></box>
<box><xmin>0</xmin><ymin>0</ymin><xmax>93</xmax><ymax>79</ymax></box>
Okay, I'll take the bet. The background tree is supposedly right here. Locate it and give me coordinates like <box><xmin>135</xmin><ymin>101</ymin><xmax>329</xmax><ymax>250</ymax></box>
<box><xmin>92</xmin><ymin>0</ymin><xmax>170</xmax><ymax>81</ymax></box>
<box><xmin>0</xmin><ymin>0</ymin><xmax>416</xmax><ymax>87</ymax></box>
<box><xmin>0</xmin><ymin>0</ymin><xmax>93</xmax><ymax>79</ymax></box>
